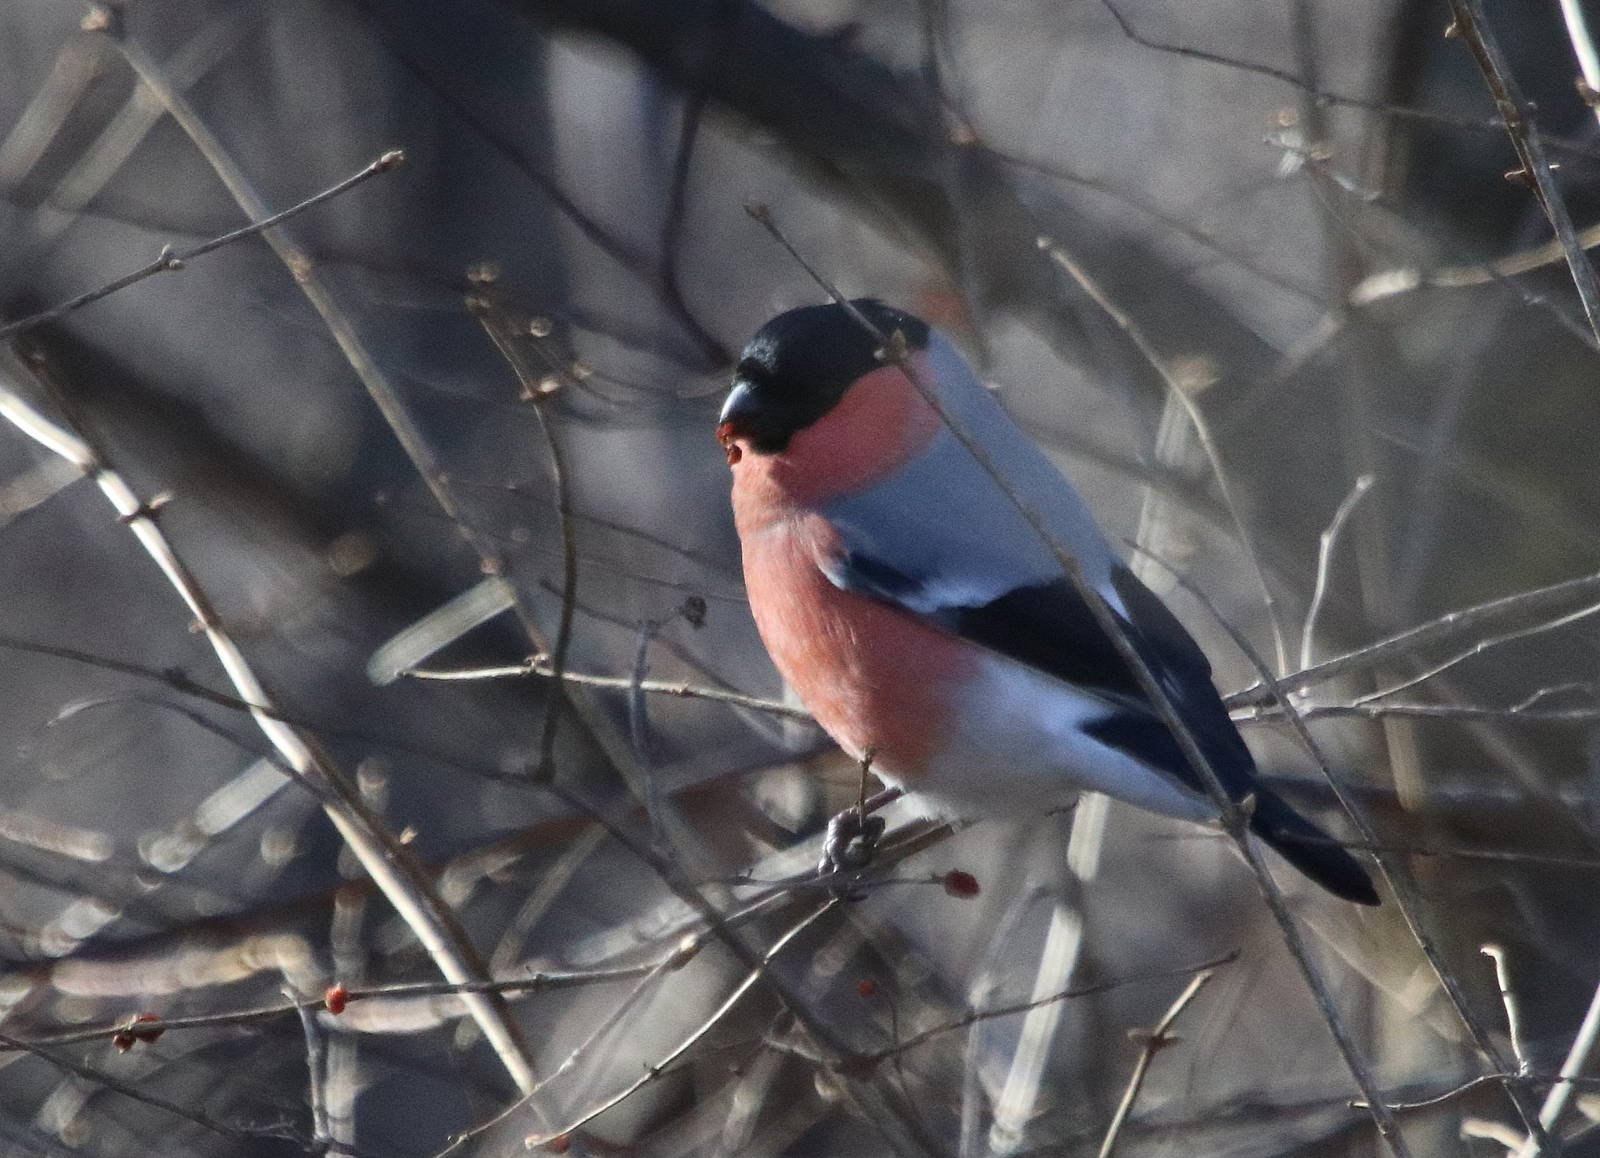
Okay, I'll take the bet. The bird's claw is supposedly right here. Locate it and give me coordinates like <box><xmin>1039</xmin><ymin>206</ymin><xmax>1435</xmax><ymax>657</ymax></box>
<box><xmin>819</xmin><ymin>809</ymin><xmax>886</xmax><ymax>898</ymax></box>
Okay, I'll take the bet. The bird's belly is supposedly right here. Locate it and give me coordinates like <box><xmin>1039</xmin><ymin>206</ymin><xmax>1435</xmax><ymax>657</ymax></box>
<box><xmin>916</xmin><ymin>654</ymin><xmax>1216</xmax><ymax>824</ymax></box>
<box><xmin>743</xmin><ymin>519</ymin><xmax>969</xmax><ymax>778</ymax></box>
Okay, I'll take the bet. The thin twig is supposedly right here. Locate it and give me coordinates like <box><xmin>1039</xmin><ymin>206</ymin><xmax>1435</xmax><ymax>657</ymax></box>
<box><xmin>1361</xmin><ymin>1073</ymin><xmax>1512</xmax><ymax>1114</ymax></box>
<box><xmin>288</xmin><ymin>986</ymin><xmax>332</xmax><ymax>1154</ymax></box>
<box><xmin>3</xmin><ymin>946</ymin><xmax>673</xmax><ymax>1054</ymax></box>
<box><xmin>630</xmin><ymin>618</ymin><xmax>665</xmax><ymax>843</ymax></box>
<box><xmin>526</xmin><ymin>963</ymin><xmax>672</xmax><ymax>1097</ymax></box>
<box><xmin>1095</xmin><ymin>0</ymin><xmax>1600</xmax><ymax>164</ymax></box>
<box><xmin>1301</xmin><ymin>475</ymin><xmax>1374</xmax><ymax>672</ymax></box>
<box><xmin>1446</xmin><ymin>0</ymin><xmax>1600</xmax><ymax>345</ymax></box>
<box><xmin>1348</xmin><ymin>598</ymin><xmax>1600</xmax><ymax>707</ymax></box>
<box><xmin>1277</xmin><ymin>700</ymin><xmax>1600</xmax><ymax>725</ymax></box>
<box><xmin>746</xmin><ymin>205</ymin><xmax>1410</xmax><ymax>1157</ymax></box>
<box><xmin>402</xmin><ymin>657</ymin><xmax>813</xmax><ymax>722</ymax></box>
<box><xmin>470</xmin><ymin>297</ymin><xmax>580</xmax><ymax>779</ymax></box>
<box><xmin>1228</xmin><ymin>568</ymin><xmax>1600</xmax><ymax>709</ymax></box>
<box><xmin>0</xmin><ymin>1030</ymin><xmax>264</xmax><ymax>1146</ymax></box>
<box><xmin>528</xmin><ymin>577</ymin><xmax>790</xmax><ymax>737</ymax></box>
<box><xmin>354</xmin><ymin>1</ymin><xmax>730</xmax><ymax>366</ymax></box>
<box><xmin>435</xmin><ymin>955</ymin><xmax>680</xmax><ymax>1157</ymax></box>
<box><xmin>998</xmin><ymin>145</ymin><xmax>1321</xmax><ymax>302</ymax></box>
<box><xmin>1274</xmin><ymin>139</ymin><xmax>1600</xmax><ymax>352</ymax></box>
<box><xmin>1351</xmin><ymin>223</ymin><xmax>1600</xmax><ymax>306</ymax></box>
<box><xmin>1097</xmin><ymin>968</ymin><xmax>1216</xmax><ymax>1158</ymax></box>
<box><xmin>0</xmin><ymin>151</ymin><xmax>403</xmax><ymax>343</ymax></box>
<box><xmin>1482</xmin><ymin>946</ymin><xmax>1531</xmax><ymax>1077</ymax></box>
<box><xmin>855</xmin><ymin>951</ymin><xmax>1236</xmax><ymax>1067</ymax></box>
<box><xmin>520</xmin><ymin>899</ymin><xmax>837</xmax><ymax>1150</ymax></box>
<box><xmin>1356</xmin><ymin>1071</ymin><xmax>1600</xmax><ymax>1113</ymax></box>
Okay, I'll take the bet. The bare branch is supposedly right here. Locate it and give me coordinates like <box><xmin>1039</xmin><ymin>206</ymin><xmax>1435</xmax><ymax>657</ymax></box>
<box><xmin>0</xmin><ymin>1030</ymin><xmax>271</xmax><ymax>1146</ymax></box>
<box><xmin>470</xmin><ymin>294</ymin><xmax>580</xmax><ymax>779</ymax></box>
<box><xmin>1228</xmin><ymin>568</ymin><xmax>1600</xmax><ymax>710</ymax></box>
<box><xmin>288</xmin><ymin>986</ymin><xmax>332</xmax><ymax>1155</ymax></box>
<box><xmin>1482</xmin><ymin>946</ymin><xmax>1532</xmax><ymax>1078</ymax></box>
<box><xmin>1446</xmin><ymin>0</ymin><xmax>1600</xmax><ymax>345</ymax></box>
<box><xmin>6</xmin><ymin>947</ymin><xmax>735</xmax><ymax>1055</ymax></box>
<box><xmin>402</xmin><ymin>656</ymin><xmax>813</xmax><ymax>722</ymax></box>
<box><xmin>1348</xmin><ymin>599</ymin><xmax>1600</xmax><ymax>707</ymax></box>
<box><xmin>1355</xmin><ymin>1071</ymin><xmax>1600</xmax><ymax>1114</ymax></box>
<box><xmin>1098</xmin><ymin>969</ymin><xmax>1217</xmax><ymax>1158</ymax></box>
<box><xmin>0</xmin><ymin>150</ymin><xmax>403</xmax><ymax>343</ymax></box>
<box><xmin>1096</xmin><ymin>0</ymin><xmax>1600</xmax><ymax>163</ymax></box>
<box><xmin>1352</xmin><ymin>223</ymin><xmax>1600</xmax><ymax>306</ymax></box>
<box><xmin>1263</xmin><ymin>700</ymin><xmax>1600</xmax><ymax>725</ymax></box>
<box><xmin>435</xmin><ymin>955</ymin><xmax>680</xmax><ymax>1157</ymax></box>
<box><xmin>1302</xmin><ymin>475</ymin><xmax>1374</xmax><ymax>672</ymax></box>
<box><xmin>519</xmin><ymin>899</ymin><xmax>837</xmax><ymax>1150</ymax></box>
<box><xmin>855</xmin><ymin>951</ymin><xmax>1236</xmax><ymax>1067</ymax></box>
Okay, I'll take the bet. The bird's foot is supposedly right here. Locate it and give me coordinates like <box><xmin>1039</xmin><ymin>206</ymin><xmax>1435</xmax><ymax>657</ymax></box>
<box><xmin>818</xmin><ymin>808</ymin><xmax>887</xmax><ymax>898</ymax></box>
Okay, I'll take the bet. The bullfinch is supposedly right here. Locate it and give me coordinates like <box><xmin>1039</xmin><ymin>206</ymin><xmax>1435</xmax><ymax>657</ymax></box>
<box><xmin>717</xmin><ymin>299</ymin><xmax>1379</xmax><ymax>906</ymax></box>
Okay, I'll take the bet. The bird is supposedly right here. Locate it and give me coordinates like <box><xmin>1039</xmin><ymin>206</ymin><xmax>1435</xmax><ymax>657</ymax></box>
<box><xmin>717</xmin><ymin>299</ymin><xmax>1380</xmax><ymax>905</ymax></box>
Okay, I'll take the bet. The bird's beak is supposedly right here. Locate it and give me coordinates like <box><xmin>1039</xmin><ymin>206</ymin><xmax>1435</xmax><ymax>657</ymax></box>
<box><xmin>719</xmin><ymin>379</ymin><xmax>756</xmax><ymax>429</ymax></box>
<box><xmin>717</xmin><ymin>380</ymin><xmax>756</xmax><ymax>465</ymax></box>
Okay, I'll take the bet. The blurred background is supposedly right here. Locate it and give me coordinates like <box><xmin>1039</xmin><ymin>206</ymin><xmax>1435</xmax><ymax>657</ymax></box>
<box><xmin>2</xmin><ymin>0</ymin><xmax>1600</xmax><ymax>1154</ymax></box>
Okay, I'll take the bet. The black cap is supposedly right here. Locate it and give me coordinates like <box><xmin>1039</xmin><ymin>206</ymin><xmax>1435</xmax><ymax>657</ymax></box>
<box><xmin>720</xmin><ymin>300</ymin><xmax>930</xmax><ymax>454</ymax></box>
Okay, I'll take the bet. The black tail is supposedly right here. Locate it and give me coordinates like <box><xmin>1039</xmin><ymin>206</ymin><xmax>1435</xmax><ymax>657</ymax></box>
<box><xmin>1249</xmin><ymin>790</ymin><xmax>1380</xmax><ymax>905</ymax></box>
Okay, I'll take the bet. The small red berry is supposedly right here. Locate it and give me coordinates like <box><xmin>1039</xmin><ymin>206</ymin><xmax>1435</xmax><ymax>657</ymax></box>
<box><xmin>943</xmin><ymin>870</ymin><xmax>980</xmax><ymax>899</ymax></box>
<box><xmin>856</xmin><ymin>978</ymin><xmax>878</xmax><ymax>999</ymax></box>
<box><xmin>113</xmin><ymin>1013</ymin><xmax>164</xmax><ymax>1051</ymax></box>
<box><xmin>324</xmin><ymin>984</ymin><xmax>348</xmax><ymax>1015</ymax></box>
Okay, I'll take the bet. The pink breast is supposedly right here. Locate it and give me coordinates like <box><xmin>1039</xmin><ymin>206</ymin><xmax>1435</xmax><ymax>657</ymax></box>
<box><xmin>738</xmin><ymin>512</ymin><xmax>973</xmax><ymax>780</ymax></box>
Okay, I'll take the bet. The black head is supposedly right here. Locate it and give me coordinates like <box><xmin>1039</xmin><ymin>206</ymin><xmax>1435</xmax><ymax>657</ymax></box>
<box><xmin>718</xmin><ymin>300</ymin><xmax>930</xmax><ymax>457</ymax></box>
